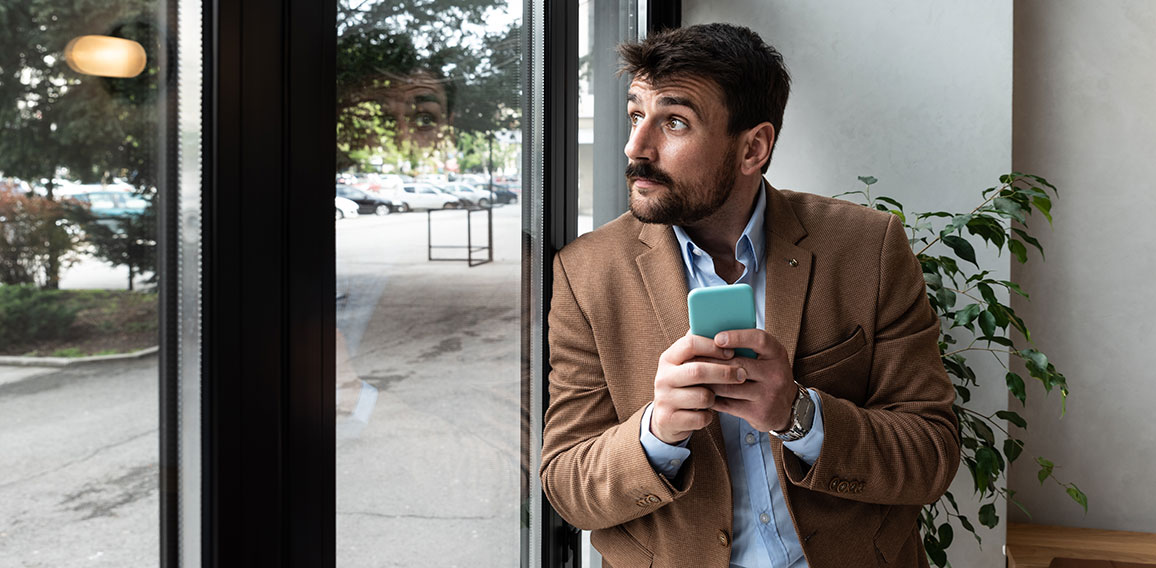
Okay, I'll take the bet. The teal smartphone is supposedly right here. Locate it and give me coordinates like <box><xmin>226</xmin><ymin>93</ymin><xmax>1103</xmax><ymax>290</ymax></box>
<box><xmin>687</xmin><ymin>283</ymin><xmax>757</xmax><ymax>358</ymax></box>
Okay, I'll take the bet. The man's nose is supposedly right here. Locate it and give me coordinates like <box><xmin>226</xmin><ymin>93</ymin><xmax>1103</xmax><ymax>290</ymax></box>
<box><xmin>623</xmin><ymin>120</ymin><xmax>657</xmax><ymax>162</ymax></box>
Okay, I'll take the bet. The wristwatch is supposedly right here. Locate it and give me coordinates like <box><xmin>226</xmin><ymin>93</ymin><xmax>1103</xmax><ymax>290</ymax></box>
<box><xmin>769</xmin><ymin>382</ymin><xmax>816</xmax><ymax>442</ymax></box>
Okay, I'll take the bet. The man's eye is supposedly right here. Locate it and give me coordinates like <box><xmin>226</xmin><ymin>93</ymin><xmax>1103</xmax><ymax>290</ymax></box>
<box><xmin>667</xmin><ymin>118</ymin><xmax>687</xmax><ymax>131</ymax></box>
<box><xmin>628</xmin><ymin>113</ymin><xmax>641</xmax><ymax>127</ymax></box>
<box><xmin>414</xmin><ymin>112</ymin><xmax>438</xmax><ymax>129</ymax></box>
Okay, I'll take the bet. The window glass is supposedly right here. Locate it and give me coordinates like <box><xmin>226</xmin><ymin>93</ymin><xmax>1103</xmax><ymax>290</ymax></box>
<box><xmin>0</xmin><ymin>1</ymin><xmax>175</xmax><ymax>564</ymax></box>
<box><xmin>335</xmin><ymin>1</ymin><xmax>527</xmax><ymax>564</ymax></box>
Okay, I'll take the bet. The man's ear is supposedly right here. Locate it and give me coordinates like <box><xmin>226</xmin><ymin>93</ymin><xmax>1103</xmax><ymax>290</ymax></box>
<box><xmin>739</xmin><ymin>123</ymin><xmax>775</xmax><ymax>176</ymax></box>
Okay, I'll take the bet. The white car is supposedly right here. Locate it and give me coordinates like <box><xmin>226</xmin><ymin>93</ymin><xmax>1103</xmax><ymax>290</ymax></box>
<box><xmin>335</xmin><ymin>196</ymin><xmax>360</xmax><ymax>220</ymax></box>
<box><xmin>440</xmin><ymin>182</ymin><xmax>492</xmax><ymax>208</ymax></box>
<box><xmin>387</xmin><ymin>183</ymin><xmax>463</xmax><ymax>212</ymax></box>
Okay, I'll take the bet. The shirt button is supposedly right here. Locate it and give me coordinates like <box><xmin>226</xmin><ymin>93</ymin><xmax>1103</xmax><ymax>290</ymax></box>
<box><xmin>669</xmin><ymin>458</ymin><xmax>682</xmax><ymax>467</ymax></box>
<box><xmin>692</xmin><ymin>248</ymin><xmax>703</xmax><ymax>256</ymax></box>
<box><xmin>745</xmin><ymin>432</ymin><xmax>757</xmax><ymax>445</ymax></box>
<box><xmin>760</xmin><ymin>513</ymin><xmax>771</xmax><ymax>524</ymax></box>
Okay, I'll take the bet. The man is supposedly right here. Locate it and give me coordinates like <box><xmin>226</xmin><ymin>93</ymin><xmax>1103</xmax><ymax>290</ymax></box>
<box><xmin>540</xmin><ymin>24</ymin><xmax>959</xmax><ymax>567</ymax></box>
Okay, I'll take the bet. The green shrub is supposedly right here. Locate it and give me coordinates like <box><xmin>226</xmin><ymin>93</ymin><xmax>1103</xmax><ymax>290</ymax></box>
<box><xmin>0</xmin><ymin>284</ymin><xmax>79</xmax><ymax>346</ymax></box>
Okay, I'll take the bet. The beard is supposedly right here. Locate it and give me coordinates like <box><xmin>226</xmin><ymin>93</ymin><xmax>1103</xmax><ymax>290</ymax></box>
<box><xmin>626</xmin><ymin>144</ymin><xmax>738</xmax><ymax>226</ymax></box>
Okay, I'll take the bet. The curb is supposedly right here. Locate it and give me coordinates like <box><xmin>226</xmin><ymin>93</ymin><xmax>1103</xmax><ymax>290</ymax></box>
<box><xmin>0</xmin><ymin>346</ymin><xmax>159</xmax><ymax>368</ymax></box>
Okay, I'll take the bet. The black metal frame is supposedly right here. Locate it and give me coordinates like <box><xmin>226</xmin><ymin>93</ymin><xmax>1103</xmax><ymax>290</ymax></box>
<box><xmin>647</xmin><ymin>0</ymin><xmax>681</xmax><ymax>33</ymax></box>
<box><xmin>426</xmin><ymin>207</ymin><xmax>495</xmax><ymax>267</ymax></box>
<box><xmin>540</xmin><ymin>0</ymin><xmax>580</xmax><ymax>566</ymax></box>
<box><xmin>199</xmin><ymin>0</ymin><xmax>336</xmax><ymax>565</ymax></box>
<box><xmin>158</xmin><ymin>0</ymin><xmax>180</xmax><ymax>565</ymax></box>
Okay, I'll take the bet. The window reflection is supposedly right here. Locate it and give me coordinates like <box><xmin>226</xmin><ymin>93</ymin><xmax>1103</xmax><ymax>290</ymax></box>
<box><xmin>335</xmin><ymin>1</ymin><xmax>524</xmax><ymax>565</ymax></box>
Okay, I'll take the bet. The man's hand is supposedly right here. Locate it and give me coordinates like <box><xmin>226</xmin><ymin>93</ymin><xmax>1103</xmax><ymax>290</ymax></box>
<box><xmin>650</xmin><ymin>333</ymin><xmax>745</xmax><ymax>444</ymax></box>
<box><xmin>707</xmin><ymin>329</ymin><xmax>798</xmax><ymax>433</ymax></box>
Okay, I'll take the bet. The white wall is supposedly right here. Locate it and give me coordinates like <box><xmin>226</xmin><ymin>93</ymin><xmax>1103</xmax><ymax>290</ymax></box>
<box><xmin>1009</xmin><ymin>0</ymin><xmax>1156</xmax><ymax>532</ymax></box>
<box><xmin>682</xmin><ymin>2</ymin><xmax>1013</xmax><ymax>566</ymax></box>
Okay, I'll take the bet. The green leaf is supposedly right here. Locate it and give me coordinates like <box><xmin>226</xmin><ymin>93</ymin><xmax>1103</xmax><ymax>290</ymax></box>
<box><xmin>993</xmin><ymin>197</ymin><xmax>1027</xmax><ymax>223</ymax></box>
<box><xmin>977</xmin><ymin>282</ymin><xmax>999</xmax><ymax>306</ymax></box>
<box><xmin>955</xmin><ymin>385</ymin><xmax>971</xmax><ymax>403</ymax></box>
<box><xmin>999</xmin><ymin>280</ymin><xmax>1029</xmax><ymax>299</ymax></box>
<box><xmin>978</xmin><ymin>503</ymin><xmax>1000</xmax><ymax>529</ymax></box>
<box><xmin>1066</xmin><ymin>484</ymin><xmax>1088</xmax><ymax>513</ymax></box>
<box><xmin>834</xmin><ymin>190</ymin><xmax>868</xmax><ymax>201</ymax></box>
<box><xmin>996</xmin><ymin>410</ymin><xmax>1027</xmax><ymax>429</ymax></box>
<box><xmin>1003</xmin><ymin>438</ymin><xmax>1024</xmax><ymax>463</ymax></box>
<box><xmin>973</xmin><ymin>420</ymin><xmax>996</xmax><ymax>446</ymax></box>
<box><xmin>876</xmin><ymin>196</ymin><xmax>904</xmax><ymax>211</ymax></box>
<box><xmin>938</xmin><ymin>523</ymin><xmax>954</xmax><ymax>549</ymax></box>
<box><xmin>924</xmin><ymin>271</ymin><xmax>943</xmax><ymax>289</ymax></box>
<box><xmin>1008</xmin><ymin>239</ymin><xmax>1028</xmax><ymax>263</ymax></box>
<box><xmin>958</xmin><ymin>515</ymin><xmax>977</xmax><ymax>540</ymax></box>
<box><xmin>954</xmin><ymin>304</ymin><xmax>982</xmax><ymax>328</ymax></box>
<box><xmin>936</xmin><ymin>287</ymin><xmax>957</xmax><ymax>311</ymax></box>
<box><xmin>925</xmin><ymin>535</ymin><xmax>947</xmax><ymax>567</ymax></box>
<box><xmin>1020</xmin><ymin>349</ymin><xmax>1050</xmax><ymax>375</ymax></box>
<box><xmin>942</xmin><ymin>235</ymin><xmax>979</xmax><ymax>267</ymax></box>
<box><xmin>1012</xmin><ymin>228</ymin><xmax>1045</xmax><ymax>261</ymax></box>
<box><xmin>858</xmin><ymin>175</ymin><xmax>878</xmax><ymax>186</ymax></box>
<box><xmin>979</xmin><ymin>309</ymin><xmax>997</xmax><ymax>339</ymax></box>
<box><xmin>1032</xmin><ymin>195</ymin><xmax>1053</xmax><ymax>225</ymax></box>
<box><xmin>1036</xmin><ymin>457</ymin><xmax>1055</xmax><ymax>484</ymax></box>
<box><xmin>1006</xmin><ymin>372</ymin><xmax>1027</xmax><ymax>405</ymax></box>
<box><xmin>944</xmin><ymin>491</ymin><xmax>960</xmax><ymax>514</ymax></box>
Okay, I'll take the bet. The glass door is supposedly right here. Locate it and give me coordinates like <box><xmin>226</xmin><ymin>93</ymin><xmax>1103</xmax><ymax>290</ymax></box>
<box><xmin>334</xmin><ymin>1</ymin><xmax>535</xmax><ymax>565</ymax></box>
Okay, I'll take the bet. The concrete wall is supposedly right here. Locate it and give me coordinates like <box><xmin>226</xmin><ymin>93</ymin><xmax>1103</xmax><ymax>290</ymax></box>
<box><xmin>1009</xmin><ymin>0</ymin><xmax>1156</xmax><ymax>532</ymax></box>
<box><xmin>682</xmin><ymin>2</ymin><xmax>1013</xmax><ymax>566</ymax></box>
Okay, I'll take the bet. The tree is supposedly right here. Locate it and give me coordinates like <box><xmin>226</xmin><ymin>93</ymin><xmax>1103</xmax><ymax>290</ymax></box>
<box><xmin>0</xmin><ymin>0</ymin><xmax>161</xmax><ymax>288</ymax></box>
<box><xmin>335</xmin><ymin>0</ymin><xmax>522</xmax><ymax>178</ymax></box>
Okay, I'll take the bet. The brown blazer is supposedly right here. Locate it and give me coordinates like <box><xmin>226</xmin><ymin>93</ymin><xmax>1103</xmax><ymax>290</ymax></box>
<box><xmin>541</xmin><ymin>186</ymin><xmax>960</xmax><ymax>567</ymax></box>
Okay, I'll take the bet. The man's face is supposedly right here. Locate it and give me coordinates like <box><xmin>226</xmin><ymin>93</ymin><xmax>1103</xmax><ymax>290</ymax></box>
<box><xmin>624</xmin><ymin>75</ymin><xmax>739</xmax><ymax>226</ymax></box>
<box><xmin>383</xmin><ymin>71</ymin><xmax>451</xmax><ymax>150</ymax></box>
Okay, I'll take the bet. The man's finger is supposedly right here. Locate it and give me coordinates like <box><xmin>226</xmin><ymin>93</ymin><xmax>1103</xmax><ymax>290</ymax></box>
<box><xmin>668</xmin><ymin>360</ymin><xmax>746</xmax><ymax>388</ymax></box>
<box><xmin>714</xmin><ymin>329</ymin><xmax>787</xmax><ymax>361</ymax></box>
<box><xmin>664</xmin><ymin>333</ymin><xmax>736</xmax><ymax>365</ymax></box>
<box><xmin>707</xmin><ymin>381</ymin><xmax>758</xmax><ymax>402</ymax></box>
<box><xmin>661</xmin><ymin>385</ymin><xmax>717</xmax><ymax>410</ymax></box>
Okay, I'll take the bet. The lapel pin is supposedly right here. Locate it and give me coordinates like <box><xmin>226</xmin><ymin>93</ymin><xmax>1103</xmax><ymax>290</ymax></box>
<box><xmin>787</xmin><ymin>258</ymin><xmax>799</xmax><ymax>267</ymax></box>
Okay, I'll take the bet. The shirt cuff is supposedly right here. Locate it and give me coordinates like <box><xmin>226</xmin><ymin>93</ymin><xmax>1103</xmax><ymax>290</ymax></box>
<box><xmin>639</xmin><ymin>402</ymin><xmax>692</xmax><ymax>478</ymax></box>
<box><xmin>782</xmin><ymin>388</ymin><xmax>825</xmax><ymax>466</ymax></box>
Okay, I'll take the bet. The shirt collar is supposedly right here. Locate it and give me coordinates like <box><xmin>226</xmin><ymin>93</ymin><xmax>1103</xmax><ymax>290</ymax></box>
<box><xmin>672</xmin><ymin>181</ymin><xmax>767</xmax><ymax>278</ymax></box>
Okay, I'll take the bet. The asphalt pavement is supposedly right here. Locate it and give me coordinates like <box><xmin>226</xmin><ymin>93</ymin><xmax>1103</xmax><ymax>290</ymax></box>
<box><xmin>0</xmin><ymin>204</ymin><xmax>526</xmax><ymax>567</ymax></box>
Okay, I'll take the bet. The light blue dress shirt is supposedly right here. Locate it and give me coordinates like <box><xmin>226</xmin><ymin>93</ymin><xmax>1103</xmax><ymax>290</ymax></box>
<box><xmin>639</xmin><ymin>184</ymin><xmax>825</xmax><ymax>568</ymax></box>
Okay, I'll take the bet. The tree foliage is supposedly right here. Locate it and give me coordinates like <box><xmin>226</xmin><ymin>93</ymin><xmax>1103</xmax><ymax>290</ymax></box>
<box><xmin>335</xmin><ymin>0</ymin><xmax>521</xmax><ymax>173</ymax></box>
<box><xmin>838</xmin><ymin>174</ymin><xmax>1084</xmax><ymax>567</ymax></box>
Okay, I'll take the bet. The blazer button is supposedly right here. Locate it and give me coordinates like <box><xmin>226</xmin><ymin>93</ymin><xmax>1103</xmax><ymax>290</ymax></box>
<box><xmin>828</xmin><ymin>478</ymin><xmax>841</xmax><ymax>491</ymax></box>
<box><xmin>717</xmin><ymin>530</ymin><xmax>730</xmax><ymax>547</ymax></box>
<box><xmin>647</xmin><ymin>495</ymin><xmax>660</xmax><ymax>504</ymax></box>
<box><xmin>837</xmin><ymin>481</ymin><xmax>850</xmax><ymax>493</ymax></box>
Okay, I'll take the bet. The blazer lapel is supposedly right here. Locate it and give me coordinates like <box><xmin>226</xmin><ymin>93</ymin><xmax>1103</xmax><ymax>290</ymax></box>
<box><xmin>764</xmin><ymin>185</ymin><xmax>812</xmax><ymax>365</ymax></box>
<box><xmin>635</xmin><ymin>222</ymin><xmax>728</xmax><ymax>467</ymax></box>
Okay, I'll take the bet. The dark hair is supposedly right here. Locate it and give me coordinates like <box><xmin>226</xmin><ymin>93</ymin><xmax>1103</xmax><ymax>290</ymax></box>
<box><xmin>618</xmin><ymin>23</ymin><xmax>791</xmax><ymax>172</ymax></box>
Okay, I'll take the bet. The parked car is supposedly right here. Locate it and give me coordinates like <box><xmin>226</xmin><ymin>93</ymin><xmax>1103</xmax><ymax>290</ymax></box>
<box><xmin>335</xmin><ymin>196</ymin><xmax>360</xmax><ymax>220</ymax></box>
<box><xmin>439</xmin><ymin>182</ymin><xmax>491</xmax><ymax>208</ymax></box>
<box><xmin>56</xmin><ymin>184</ymin><xmax>149</xmax><ymax>218</ymax></box>
<box><xmin>336</xmin><ymin>183</ymin><xmax>393</xmax><ymax>215</ymax></box>
<box><xmin>477</xmin><ymin>183</ymin><xmax>518</xmax><ymax>205</ymax></box>
<box><xmin>388</xmin><ymin>183</ymin><xmax>463</xmax><ymax>212</ymax></box>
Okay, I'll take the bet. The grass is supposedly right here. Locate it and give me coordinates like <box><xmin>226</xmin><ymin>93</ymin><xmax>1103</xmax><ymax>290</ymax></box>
<box><xmin>0</xmin><ymin>289</ymin><xmax>158</xmax><ymax>357</ymax></box>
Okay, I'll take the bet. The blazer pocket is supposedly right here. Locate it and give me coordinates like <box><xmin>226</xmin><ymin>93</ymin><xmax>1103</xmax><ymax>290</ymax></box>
<box><xmin>591</xmin><ymin>525</ymin><xmax>653</xmax><ymax>568</ymax></box>
<box><xmin>794</xmin><ymin>326</ymin><xmax>867</xmax><ymax>377</ymax></box>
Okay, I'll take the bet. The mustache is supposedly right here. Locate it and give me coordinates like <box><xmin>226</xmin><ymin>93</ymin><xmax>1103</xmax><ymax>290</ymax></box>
<box><xmin>625</xmin><ymin>161</ymin><xmax>674</xmax><ymax>186</ymax></box>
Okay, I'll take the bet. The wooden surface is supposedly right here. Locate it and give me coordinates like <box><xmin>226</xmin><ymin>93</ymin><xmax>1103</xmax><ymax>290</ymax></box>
<box><xmin>1007</xmin><ymin>523</ymin><xmax>1156</xmax><ymax>568</ymax></box>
